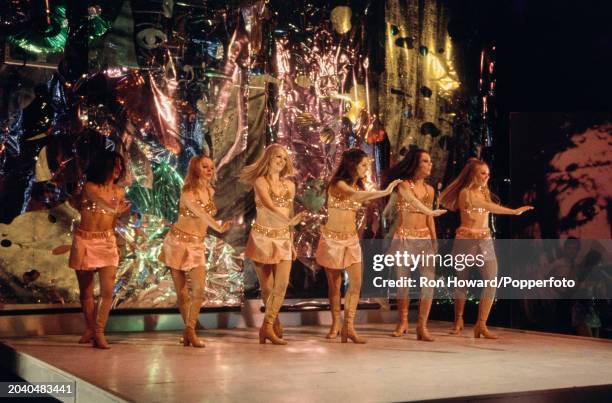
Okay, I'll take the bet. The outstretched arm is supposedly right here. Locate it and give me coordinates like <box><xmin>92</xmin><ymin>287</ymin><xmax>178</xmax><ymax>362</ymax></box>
<box><xmin>335</xmin><ymin>179</ymin><xmax>402</xmax><ymax>203</ymax></box>
<box><xmin>397</xmin><ymin>183</ymin><xmax>446</xmax><ymax>217</ymax></box>
<box><xmin>182</xmin><ymin>191</ymin><xmax>230</xmax><ymax>233</ymax></box>
<box><xmin>467</xmin><ymin>190</ymin><xmax>533</xmax><ymax>215</ymax></box>
<box><xmin>383</xmin><ymin>192</ymin><xmax>397</xmax><ymax>219</ymax></box>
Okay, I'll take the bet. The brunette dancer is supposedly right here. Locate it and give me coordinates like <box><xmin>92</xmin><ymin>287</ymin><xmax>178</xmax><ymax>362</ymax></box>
<box><xmin>159</xmin><ymin>155</ymin><xmax>231</xmax><ymax>347</ymax></box>
<box><xmin>385</xmin><ymin>148</ymin><xmax>446</xmax><ymax>341</ymax></box>
<box><xmin>240</xmin><ymin>144</ymin><xmax>306</xmax><ymax>345</ymax></box>
<box><xmin>316</xmin><ymin>149</ymin><xmax>401</xmax><ymax>343</ymax></box>
<box><xmin>69</xmin><ymin>151</ymin><xmax>130</xmax><ymax>349</ymax></box>
<box><xmin>440</xmin><ymin>158</ymin><xmax>533</xmax><ymax>339</ymax></box>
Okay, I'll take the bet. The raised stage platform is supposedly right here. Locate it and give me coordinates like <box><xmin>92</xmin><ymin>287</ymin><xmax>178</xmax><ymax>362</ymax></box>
<box><xmin>1</xmin><ymin>322</ymin><xmax>611</xmax><ymax>403</ymax></box>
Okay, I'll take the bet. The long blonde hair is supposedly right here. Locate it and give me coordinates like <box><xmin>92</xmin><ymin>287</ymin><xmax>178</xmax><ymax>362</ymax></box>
<box><xmin>183</xmin><ymin>155</ymin><xmax>216</xmax><ymax>192</ymax></box>
<box><xmin>239</xmin><ymin>144</ymin><xmax>295</xmax><ymax>186</ymax></box>
<box><xmin>439</xmin><ymin>158</ymin><xmax>496</xmax><ymax>211</ymax></box>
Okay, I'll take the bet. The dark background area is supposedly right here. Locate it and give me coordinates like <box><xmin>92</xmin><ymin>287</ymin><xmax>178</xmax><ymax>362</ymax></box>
<box><xmin>438</xmin><ymin>0</ymin><xmax>612</xmax><ymax>337</ymax></box>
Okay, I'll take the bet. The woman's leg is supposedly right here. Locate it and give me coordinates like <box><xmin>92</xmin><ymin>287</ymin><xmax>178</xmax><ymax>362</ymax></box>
<box><xmin>75</xmin><ymin>271</ymin><xmax>95</xmax><ymax>343</ymax></box>
<box><xmin>392</xmin><ymin>264</ymin><xmax>410</xmax><ymax>337</ymax></box>
<box><xmin>259</xmin><ymin>260</ymin><xmax>291</xmax><ymax>345</ymax></box>
<box><xmin>474</xmin><ymin>259</ymin><xmax>498</xmax><ymax>339</ymax></box>
<box><xmin>93</xmin><ymin>266</ymin><xmax>117</xmax><ymax>349</ymax></box>
<box><xmin>416</xmin><ymin>264</ymin><xmax>435</xmax><ymax>341</ymax></box>
<box><xmin>255</xmin><ymin>263</ymin><xmax>274</xmax><ymax>305</ymax></box>
<box><xmin>342</xmin><ymin>263</ymin><xmax>366</xmax><ymax>344</ymax></box>
<box><xmin>170</xmin><ymin>268</ymin><xmax>190</xmax><ymax>325</ymax></box>
<box><xmin>255</xmin><ymin>263</ymin><xmax>284</xmax><ymax>337</ymax></box>
<box><xmin>325</xmin><ymin>268</ymin><xmax>343</xmax><ymax>338</ymax></box>
<box><xmin>183</xmin><ymin>265</ymin><xmax>206</xmax><ymax>347</ymax></box>
<box><xmin>170</xmin><ymin>268</ymin><xmax>190</xmax><ymax>344</ymax></box>
<box><xmin>449</xmin><ymin>267</ymin><xmax>469</xmax><ymax>335</ymax></box>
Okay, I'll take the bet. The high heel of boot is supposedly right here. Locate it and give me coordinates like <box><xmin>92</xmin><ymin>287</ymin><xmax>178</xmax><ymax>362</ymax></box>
<box><xmin>78</xmin><ymin>329</ymin><xmax>94</xmax><ymax>344</ymax></box>
<box><xmin>326</xmin><ymin>322</ymin><xmax>341</xmax><ymax>339</ymax></box>
<box><xmin>92</xmin><ymin>332</ymin><xmax>110</xmax><ymax>349</ymax></box>
<box><xmin>391</xmin><ymin>321</ymin><xmax>408</xmax><ymax>337</ymax></box>
<box><xmin>341</xmin><ymin>325</ymin><xmax>367</xmax><ymax>344</ymax></box>
<box><xmin>449</xmin><ymin>318</ymin><xmax>464</xmax><ymax>335</ymax></box>
<box><xmin>184</xmin><ymin>327</ymin><xmax>205</xmax><ymax>347</ymax></box>
<box><xmin>473</xmin><ymin>322</ymin><xmax>497</xmax><ymax>339</ymax></box>
<box><xmin>416</xmin><ymin>325</ymin><xmax>435</xmax><ymax>342</ymax></box>
<box><xmin>260</xmin><ymin>323</ymin><xmax>287</xmax><ymax>345</ymax></box>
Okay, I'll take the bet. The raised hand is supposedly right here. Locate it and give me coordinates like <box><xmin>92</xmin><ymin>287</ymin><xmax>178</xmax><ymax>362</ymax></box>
<box><xmin>289</xmin><ymin>210</ymin><xmax>309</xmax><ymax>226</ymax></box>
<box><xmin>385</xmin><ymin>179</ymin><xmax>403</xmax><ymax>194</ymax></box>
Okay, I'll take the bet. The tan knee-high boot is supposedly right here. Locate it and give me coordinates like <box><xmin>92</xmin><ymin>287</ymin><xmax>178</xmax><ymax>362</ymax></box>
<box><xmin>391</xmin><ymin>298</ymin><xmax>409</xmax><ymax>337</ymax></box>
<box><xmin>177</xmin><ymin>293</ymin><xmax>191</xmax><ymax>344</ymax></box>
<box><xmin>79</xmin><ymin>298</ymin><xmax>96</xmax><ymax>344</ymax></box>
<box><xmin>416</xmin><ymin>298</ymin><xmax>435</xmax><ymax>342</ymax></box>
<box><xmin>341</xmin><ymin>292</ymin><xmax>366</xmax><ymax>344</ymax></box>
<box><xmin>178</xmin><ymin>294</ymin><xmax>190</xmax><ymax>324</ymax></box>
<box><xmin>449</xmin><ymin>298</ymin><xmax>466</xmax><ymax>335</ymax></box>
<box><xmin>259</xmin><ymin>293</ymin><xmax>287</xmax><ymax>345</ymax></box>
<box><xmin>326</xmin><ymin>291</ymin><xmax>342</xmax><ymax>339</ymax></box>
<box><xmin>274</xmin><ymin>317</ymin><xmax>284</xmax><ymax>339</ymax></box>
<box><xmin>184</xmin><ymin>298</ymin><xmax>205</xmax><ymax>347</ymax></box>
<box><xmin>474</xmin><ymin>297</ymin><xmax>498</xmax><ymax>339</ymax></box>
<box><xmin>92</xmin><ymin>298</ymin><xmax>113</xmax><ymax>349</ymax></box>
<box><xmin>261</xmin><ymin>289</ymin><xmax>283</xmax><ymax>338</ymax></box>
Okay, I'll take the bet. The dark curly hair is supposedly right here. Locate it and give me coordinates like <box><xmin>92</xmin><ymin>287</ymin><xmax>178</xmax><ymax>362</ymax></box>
<box><xmin>329</xmin><ymin>148</ymin><xmax>368</xmax><ymax>191</ymax></box>
<box><xmin>86</xmin><ymin>150</ymin><xmax>126</xmax><ymax>185</ymax></box>
<box><xmin>384</xmin><ymin>147</ymin><xmax>429</xmax><ymax>187</ymax></box>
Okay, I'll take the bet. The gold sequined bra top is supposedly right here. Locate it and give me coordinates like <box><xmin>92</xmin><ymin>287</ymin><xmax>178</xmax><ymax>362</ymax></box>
<box><xmin>179</xmin><ymin>196</ymin><xmax>217</xmax><ymax>218</ymax></box>
<box><xmin>463</xmin><ymin>190</ymin><xmax>488</xmax><ymax>215</ymax></box>
<box><xmin>397</xmin><ymin>182</ymin><xmax>432</xmax><ymax>214</ymax></box>
<box><xmin>327</xmin><ymin>191</ymin><xmax>361</xmax><ymax>212</ymax></box>
<box><xmin>255</xmin><ymin>179</ymin><xmax>292</xmax><ymax>209</ymax></box>
<box><xmin>81</xmin><ymin>199</ymin><xmax>116</xmax><ymax>216</ymax></box>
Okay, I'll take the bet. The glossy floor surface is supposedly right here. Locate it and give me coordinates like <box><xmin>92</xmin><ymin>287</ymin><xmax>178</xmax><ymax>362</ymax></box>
<box><xmin>2</xmin><ymin>322</ymin><xmax>612</xmax><ymax>403</ymax></box>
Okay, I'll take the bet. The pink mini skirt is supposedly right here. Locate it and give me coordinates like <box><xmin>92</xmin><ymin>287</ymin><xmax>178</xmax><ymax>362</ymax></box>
<box><xmin>315</xmin><ymin>227</ymin><xmax>361</xmax><ymax>270</ymax></box>
<box><xmin>69</xmin><ymin>228</ymin><xmax>119</xmax><ymax>270</ymax></box>
<box><xmin>159</xmin><ymin>226</ymin><xmax>206</xmax><ymax>271</ymax></box>
<box><xmin>245</xmin><ymin>223</ymin><xmax>293</xmax><ymax>264</ymax></box>
<box><xmin>454</xmin><ymin>226</ymin><xmax>496</xmax><ymax>261</ymax></box>
<box><xmin>388</xmin><ymin>227</ymin><xmax>434</xmax><ymax>256</ymax></box>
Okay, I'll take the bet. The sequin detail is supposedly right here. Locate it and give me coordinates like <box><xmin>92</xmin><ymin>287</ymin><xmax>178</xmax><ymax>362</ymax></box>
<box><xmin>256</xmin><ymin>180</ymin><xmax>292</xmax><ymax>208</ymax></box>
<box><xmin>463</xmin><ymin>189</ymin><xmax>489</xmax><ymax>214</ymax></box>
<box><xmin>397</xmin><ymin>181</ymin><xmax>432</xmax><ymax>214</ymax></box>
<box><xmin>168</xmin><ymin>226</ymin><xmax>205</xmax><ymax>243</ymax></box>
<box><xmin>394</xmin><ymin>227</ymin><xmax>431</xmax><ymax>239</ymax></box>
<box><xmin>327</xmin><ymin>192</ymin><xmax>361</xmax><ymax>212</ymax></box>
<box><xmin>81</xmin><ymin>199</ymin><xmax>115</xmax><ymax>216</ymax></box>
<box><xmin>75</xmin><ymin>228</ymin><xmax>115</xmax><ymax>239</ymax></box>
<box><xmin>179</xmin><ymin>197</ymin><xmax>217</xmax><ymax>218</ymax></box>
<box><xmin>251</xmin><ymin>222</ymin><xmax>291</xmax><ymax>238</ymax></box>
<box><xmin>464</xmin><ymin>206</ymin><xmax>488</xmax><ymax>214</ymax></box>
<box><xmin>456</xmin><ymin>226</ymin><xmax>491</xmax><ymax>239</ymax></box>
<box><xmin>320</xmin><ymin>226</ymin><xmax>358</xmax><ymax>240</ymax></box>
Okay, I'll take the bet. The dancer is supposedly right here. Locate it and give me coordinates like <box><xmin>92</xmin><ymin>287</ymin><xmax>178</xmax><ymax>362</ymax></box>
<box><xmin>385</xmin><ymin>148</ymin><xmax>446</xmax><ymax>341</ymax></box>
<box><xmin>159</xmin><ymin>155</ymin><xmax>231</xmax><ymax>348</ymax></box>
<box><xmin>316</xmin><ymin>149</ymin><xmax>401</xmax><ymax>343</ymax></box>
<box><xmin>69</xmin><ymin>150</ymin><xmax>130</xmax><ymax>349</ymax></box>
<box><xmin>240</xmin><ymin>144</ymin><xmax>306</xmax><ymax>345</ymax></box>
<box><xmin>440</xmin><ymin>158</ymin><xmax>533</xmax><ymax>339</ymax></box>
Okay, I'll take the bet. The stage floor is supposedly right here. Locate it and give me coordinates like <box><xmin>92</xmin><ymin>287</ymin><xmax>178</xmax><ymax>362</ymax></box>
<box><xmin>1</xmin><ymin>322</ymin><xmax>611</xmax><ymax>403</ymax></box>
